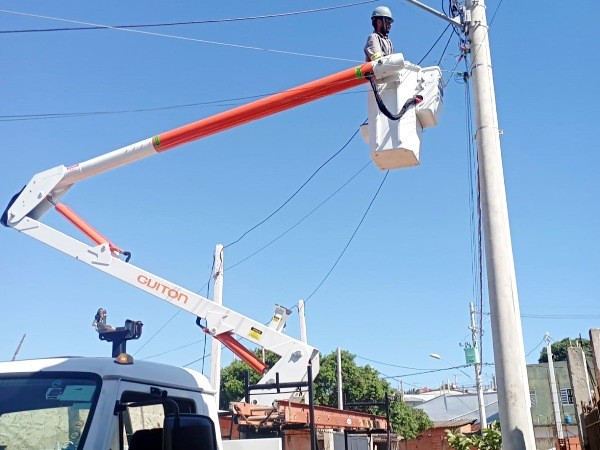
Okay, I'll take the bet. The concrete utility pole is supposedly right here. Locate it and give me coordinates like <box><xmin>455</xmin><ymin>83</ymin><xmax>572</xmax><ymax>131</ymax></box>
<box><xmin>469</xmin><ymin>302</ymin><xmax>487</xmax><ymax>429</ymax></box>
<box><xmin>466</xmin><ymin>0</ymin><xmax>536</xmax><ymax>446</ymax></box>
<box><xmin>298</xmin><ymin>299</ymin><xmax>307</xmax><ymax>344</ymax></box>
<box><xmin>210</xmin><ymin>244</ymin><xmax>224</xmax><ymax>408</ymax></box>
<box><xmin>589</xmin><ymin>329</ymin><xmax>600</xmax><ymax>386</ymax></box>
<box><xmin>567</xmin><ymin>346</ymin><xmax>592</xmax><ymax>446</ymax></box>
<box><xmin>337</xmin><ymin>347</ymin><xmax>344</xmax><ymax>410</ymax></box>
<box><xmin>545</xmin><ymin>333</ymin><xmax>564</xmax><ymax>439</ymax></box>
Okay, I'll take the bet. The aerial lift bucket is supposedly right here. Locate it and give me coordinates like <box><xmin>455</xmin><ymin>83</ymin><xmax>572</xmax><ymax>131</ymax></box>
<box><xmin>362</xmin><ymin>63</ymin><xmax>444</xmax><ymax>170</ymax></box>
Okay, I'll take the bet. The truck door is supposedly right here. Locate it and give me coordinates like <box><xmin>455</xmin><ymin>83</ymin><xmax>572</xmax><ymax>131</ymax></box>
<box><xmin>112</xmin><ymin>381</ymin><xmax>205</xmax><ymax>450</ymax></box>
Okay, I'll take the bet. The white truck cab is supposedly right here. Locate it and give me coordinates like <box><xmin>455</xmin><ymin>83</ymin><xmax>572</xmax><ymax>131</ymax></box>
<box><xmin>0</xmin><ymin>357</ymin><xmax>221</xmax><ymax>450</ymax></box>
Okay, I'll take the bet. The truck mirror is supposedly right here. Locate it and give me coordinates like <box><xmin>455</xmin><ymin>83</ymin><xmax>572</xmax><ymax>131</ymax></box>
<box><xmin>163</xmin><ymin>413</ymin><xmax>218</xmax><ymax>450</ymax></box>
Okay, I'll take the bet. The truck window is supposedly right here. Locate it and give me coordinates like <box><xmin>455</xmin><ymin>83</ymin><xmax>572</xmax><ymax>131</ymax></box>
<box><xmin>0</xmin><ymin>374</ymin><xmax>100</xmax><ymax>450</ymax></box>
<box><xmin>118</xmin><ymin>391</ymin><xmax>195</xmax><ymax>450</ymax></box>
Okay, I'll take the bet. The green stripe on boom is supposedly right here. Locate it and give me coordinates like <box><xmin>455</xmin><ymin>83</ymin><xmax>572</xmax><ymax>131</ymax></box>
<box><xmin>355</xmin><ymin>67</ymin><xmax>363</xmax><ymax>79</ymax></box>
<box><xmin>153</xmin><ymin>135</ymin><xmax>161</xmax><ymax>147</ymax></box>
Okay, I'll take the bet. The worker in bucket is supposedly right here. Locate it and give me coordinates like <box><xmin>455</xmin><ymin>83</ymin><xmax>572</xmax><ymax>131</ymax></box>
<box><xmin>364</xmin><ymin>6</ymin><xmax>394</xmax><ymax>62</ymax></box>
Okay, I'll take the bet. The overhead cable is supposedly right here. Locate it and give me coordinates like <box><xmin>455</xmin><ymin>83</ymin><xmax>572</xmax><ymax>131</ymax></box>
<box><xmin>141</xmin><ymin>340</ymin><xmax>203</xmax><ymax>360</ymax></box>
<box><xmin>436</xmin><ymin>24</ymin><xmax>456</xmax><ymax>67</ymax></box>
<box><xmin>304</xmin><ymin>170</ymin><xmax>389</xmax><ymax>303</ymax></box>
<box><xmin>224</xmin><ymin>128</ymin><xmax>361</xmax><ymax>248</ymax></box>
<box><xmin>0</xmin><ymin>1</ymin><xmax>380</xmax><ymax>34</ymax></box>
<box><xmin>227</xmin><ymin>160</ymin><xmax>372</xmax><ymax>271</ymax></box>
<box><xmin>0</xmin><ymin>85</ymin><xmax>368</xmax><ymax>123</ymax></box>
<box><xmin>133</xmin><ymin>309</ymin><xmax>182</xmax><ymax>357</ymax></box>
<box><xmin>525</xmin><ymin>336</ymin><xmax>546</xmax><ymax>358</ymax></box>
<box><xmin>382</xmin><ymin>362</ymin><xmax>494</xmax><ymax>379</ymax></box>
<box><xmin>0</xmin><ymin>9</ymin><xmax>362</xmax><ymax>63</ymax></box>
<box><xmin>417</xmin><ymin>23</ymin><xmax>451</xmax><ymax>65</ymax></box>
<box><xmin>355</xmin><ymin>354</ymin><xmax>434</xmax><ymax>371</ymax></box>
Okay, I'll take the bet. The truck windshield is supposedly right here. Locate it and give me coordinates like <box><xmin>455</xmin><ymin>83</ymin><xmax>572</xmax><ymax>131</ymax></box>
<box><xmin>0</xmin><ymin>374</ymin><xmax>100</xmax><ymax>450</ymax></box>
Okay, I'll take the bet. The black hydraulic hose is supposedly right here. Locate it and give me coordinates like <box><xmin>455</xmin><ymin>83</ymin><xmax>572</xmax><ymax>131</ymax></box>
<box><xmin>366</xmin><ymin>74</ymin><xmax>423</xmax><ymax>121</ymax></box>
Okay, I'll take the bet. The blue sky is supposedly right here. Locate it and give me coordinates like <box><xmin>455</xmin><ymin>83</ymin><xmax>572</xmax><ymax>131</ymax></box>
<box><xmin>1</xmin><ymin>1</ymin><xmax>598</xmax><ymax>393</ymax></box>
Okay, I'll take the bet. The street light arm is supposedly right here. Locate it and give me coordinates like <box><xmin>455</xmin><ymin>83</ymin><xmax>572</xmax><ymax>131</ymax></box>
<box><xmin>429</xmin><ymin>353</ymin><xmax>475</xmax><ymax>382</ymax></box>
<box><xmin>402</xmin><ymin>0</ymin><xmax>462</xmax><ymax>29</ymax></box>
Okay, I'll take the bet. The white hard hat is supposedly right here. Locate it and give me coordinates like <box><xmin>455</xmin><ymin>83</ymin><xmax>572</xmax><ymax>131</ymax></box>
<box><xmin>371</xmin><ymin>6</ymin><xmax>394</xmax><ymax>23</ymax></box>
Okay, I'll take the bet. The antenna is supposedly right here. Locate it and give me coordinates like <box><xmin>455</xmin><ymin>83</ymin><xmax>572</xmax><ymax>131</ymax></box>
<box><xmin>11</xmin><ymin>334</ymin><xmax>26</xmax><ymax>361</ymax></box>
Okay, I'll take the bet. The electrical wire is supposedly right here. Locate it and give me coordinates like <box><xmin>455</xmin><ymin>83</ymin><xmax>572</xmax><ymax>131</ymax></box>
<box><xmin>133</xmin><ymin>310</ymin><xmax>182</xmax><ymax>356</ymax></box>
<box><xmin>304</xmin><ymin>170</ymin><xmax>389</xmax><ymax>303</ymax></box>
<box><xmin>436</xmin><ymin>25</ymin><xmax>456</xmax><ymax>67</ymax></box>
<box><xmin>183</xmin><ymin>353</ymin><xmax>212</xmax><ymax>368</ymax></box>
<box><xmin>355</xmin><ymin>355</ymin><xmax>435</xmax><ymax>371</ymax></box>
<box><xmin>224</xmin><ymin>128</ymin><xmax>361</xmax><ymax>248</ymax></box>
<box><xmin>521</xmin><ymin>314</ymin><xmax>600</xmax><ymax>320</ymax></box>
<box><xmin>488</xmin><ymin>0</ymin><xmax>505</xmax><ymax>26</ymax></box>
<box><xmin>0</xmin><ymin>1</ymin><xmax>380</xmax><ymax>34</ymax></box>
<box><xmin>0</xmin><ymin>88</ymin><xmax>369</xmax><ymax>123</ymax></box>
<box><xmin>462</xmin><ymin>55</ymin><xmax>486</xmax><ymax>368</ymax></box>
<box><xmin>227</xmin><ymin>160</ymin><xmax>372</xmax><ymax>271</ymax></box>
<box><xmin>0</xmin><ymin>9</ymin><xmax>363</xmax><ymax>63</ymax></box>
<box><xmin>382</xmin><ymin>363</ymin><xmax>494</xmax><ymax>379</ymax></box>
<box><xmin>525</xmin><ymin>336</ymin><xmax>546</xmax><ymax>358</ymax></box>
<box><xmin>417</xmin><ymin>24</ymin><xmax>451</xmax><ymax>65</ymax></box>
<box><xmin>140</xmin><ymin>340</ymin><xmax>203</xmax><ymax>360</ymax></box>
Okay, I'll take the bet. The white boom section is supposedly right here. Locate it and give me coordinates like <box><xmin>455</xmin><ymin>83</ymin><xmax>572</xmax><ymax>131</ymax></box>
<box><xmin>5</xmin><ymin>139</ymin><xmax>157</xmax><ymax>225</ymax></box>
<box><xmin>4</xmin><ymin>54</ymin><xmax>444</xmax><ymax>227</ymax></box>
<box><xmin>12</xmin><ymin>216</ymin><xmax>319</xmax><ymax>405</ymax></box>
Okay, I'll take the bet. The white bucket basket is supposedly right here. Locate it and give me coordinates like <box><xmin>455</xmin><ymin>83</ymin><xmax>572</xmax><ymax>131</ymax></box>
<box><xmin>364</xmin><ymin>61</ymin><xmax>444</xmax><ymax>170</ymax></box>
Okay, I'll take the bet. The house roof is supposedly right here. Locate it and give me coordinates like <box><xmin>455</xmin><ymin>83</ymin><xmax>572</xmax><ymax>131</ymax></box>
<box><xmin>404</xmin><ymin>389</ymin><xmax>466</xmax><ymax>405</ymax></box>
<box><xmin>414</xmin><ymin>391</ymin><xmax>498</xmax><ymax>424</ymax></box>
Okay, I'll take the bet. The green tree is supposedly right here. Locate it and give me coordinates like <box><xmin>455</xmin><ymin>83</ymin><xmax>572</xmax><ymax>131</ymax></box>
<box><xmin>314</xmin><ymin>350</ymin><xmax>432</xmax><ymax>438</ymax></box>
<box><xmin>538</xmin><ymin>337</ymin><xmax>591</xmax><ymax>363</ymax></box>
<box><xmin>391</xmin><ymin>400</ymin><xmax>433</xmax><ymax>440</ymax></box>
<box><xmin>446</xmin><ymin>420</ymin><xmax>501</xmax><ymax>450</ymax></box>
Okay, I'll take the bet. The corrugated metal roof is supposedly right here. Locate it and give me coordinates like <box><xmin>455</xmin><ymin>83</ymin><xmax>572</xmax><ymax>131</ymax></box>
<box><xmin>414</xmin><ymin>391</ymin><xmax>499</xmax><ymax>424</ymax></box>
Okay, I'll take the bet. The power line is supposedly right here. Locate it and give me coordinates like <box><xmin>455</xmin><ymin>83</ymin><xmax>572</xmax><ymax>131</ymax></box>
<box><xmin>417</xmin><ymin>24</ymin><xmax>451</xmax><ymax>65</ymax></box>
<box><xmin>355</xmin><ymin>354</ymin><xmax>434</xmax><ymax>371</ymax></box>
<box><xmin>0</xmin><ymin>86</ymin><xmax>369</xmax><ymax>124</ymax></box>
<box><xmin>0</xmin><ymin>1</ymin><xmax>380</xmax><ymax>34</ymax></box>
<box><xmin>521</xmin><ymin>314</ymin><xmax>600</xmax><ymax>320</ymax></box>
<box><xmin>488</xmin><ymin>0</ymin><xmax>505</xmax><ymax>26</ymax></box>
<box><xmin>224</xmin><ymin>127</ymin><xmax>361</xmax><ymax>248</ymax></box>
<box><xmin>304</xmin><ymin>170</ymin><xmax>389</xmax><ymax>303</ymax></box>
<box><xmin>0</xmin><ymin>9</ymin><xmax>362</xmax><ymax>63</ymax></box>
<box><xmin>227</xmin><ymin>160</ymin><xmax>372</xmax><ymax>271</ymax></box>
<box><xmin>382</xmin><ymin>362</ymin><xmax>494</xmax><ymax>379</ymax></box>
<box><xmin>436</xmin><ymin>24</ymin><xmax>456</xmax><ymax>67</ymax></box>
<box><xmin>133</xmin><ymin>310</ymin><xmax>182</xmax><ymax>356</ymax></box>
<box><xmin>140</xmin><ymin>340</ymin><xmax>203</xmax><ymax>360</ymax></box>
<box><xmin>525</xmin><ymin>336</ymin><xmax>546</xmax><ymax>358</ymax></box>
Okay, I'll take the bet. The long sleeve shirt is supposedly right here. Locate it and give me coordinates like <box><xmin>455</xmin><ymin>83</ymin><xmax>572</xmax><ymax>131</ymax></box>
<box><xmin>364</xmin><ymin>32</ymin><xmax>394</xmax><ymax>62</ymax></box>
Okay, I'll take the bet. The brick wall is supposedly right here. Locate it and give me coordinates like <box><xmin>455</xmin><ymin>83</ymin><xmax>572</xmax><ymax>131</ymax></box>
<box><xmin>402</xmin><ymin>424</ymin><xmax>474</xmax><ymax>450</ymax></box>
